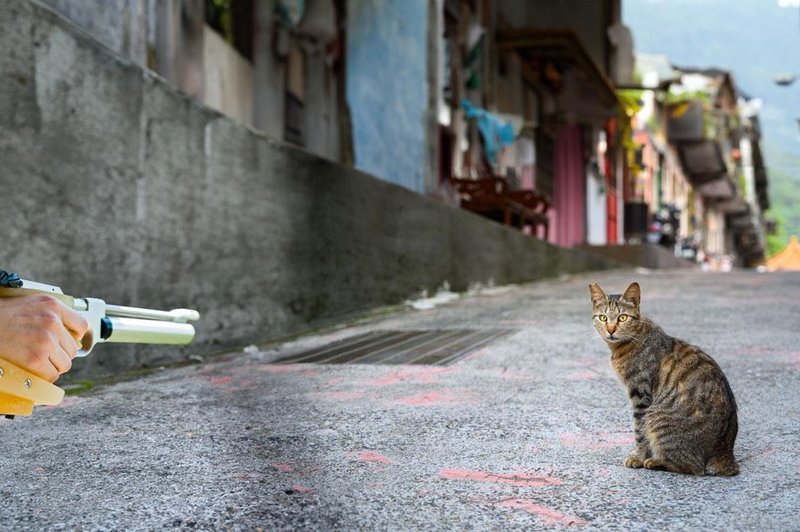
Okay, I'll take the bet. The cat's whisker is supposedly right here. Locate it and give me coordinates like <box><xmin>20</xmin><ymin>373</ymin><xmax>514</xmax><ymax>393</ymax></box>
<box><xmin>578</xmin><ymin>329</ymin><xmax>601</xmax><ymax>341</ymax></box>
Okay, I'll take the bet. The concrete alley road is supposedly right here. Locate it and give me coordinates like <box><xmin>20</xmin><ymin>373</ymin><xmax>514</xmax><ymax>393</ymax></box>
<box><xmin>1</xmin><ymin>269</ymin><xmax>798</xmax><ymax>530</ymax></box>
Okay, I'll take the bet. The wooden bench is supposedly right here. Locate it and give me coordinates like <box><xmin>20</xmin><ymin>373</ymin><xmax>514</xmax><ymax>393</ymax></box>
<box><xmin>449</xmin><ymin>176</ymin><xmax>549</xmax><ymax>239</ymax></box>
<box><xmin>505</xmin><ymin>189</ymin><xmax>550</xmax><ymax>239</ymax></box>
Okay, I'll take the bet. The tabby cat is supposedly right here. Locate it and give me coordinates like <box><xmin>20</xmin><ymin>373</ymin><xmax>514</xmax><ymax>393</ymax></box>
<box><xmin>589</xmin><ymin>282</ymin><xmax>739</xmax><ymax>476</ymax></box>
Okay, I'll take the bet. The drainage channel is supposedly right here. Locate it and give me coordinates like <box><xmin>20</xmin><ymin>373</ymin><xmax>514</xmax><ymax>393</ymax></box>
<box><xmin>274</xmin><ymin>329</ymin><xmax>515</xmax><ymax>366</ymax></box>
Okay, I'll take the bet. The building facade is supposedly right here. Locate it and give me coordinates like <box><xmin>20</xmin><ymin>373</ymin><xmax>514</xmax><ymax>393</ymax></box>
<box><xmin>40</xmin><ymin>0</ymin><xmax>769</xmax><ymax>266</ymax></box>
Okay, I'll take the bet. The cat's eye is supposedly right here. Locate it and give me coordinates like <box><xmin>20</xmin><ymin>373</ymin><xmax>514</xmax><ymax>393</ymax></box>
<box><xmin>618</xmin><ymin>314</ymin><xmax>628</xmax><ymax>322</ymax></box>
<box><xmin>598</xmin><ymin>315</ymin><xmax>607</xmax><ymax>322</ymax></box>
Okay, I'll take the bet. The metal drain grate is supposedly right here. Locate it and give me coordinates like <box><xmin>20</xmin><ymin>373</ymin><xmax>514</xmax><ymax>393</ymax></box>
<box><xmin>274</xmin><ymin>329</ymin><xmax>514</xmax><ymax>366</ymax></box>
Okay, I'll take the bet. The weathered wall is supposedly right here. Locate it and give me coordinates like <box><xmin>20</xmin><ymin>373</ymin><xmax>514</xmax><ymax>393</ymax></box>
<box><xmin>37</xmin><ymin>0</ymin><xmax>148</xmax><ymax>64</ymax></box>
<box><xmin>581</xmin><ymin>245</ymin><xmax>696</xmax><ymax>270</ymax></box>
<box><xmin>1</xmin><ymin>0</ymin><xmax>618</xmax><ymax>378</ymax></box>
<box><xmin>346</xmin><ymin>0</ymin><xmax>429</xmax><ymax>194</ymax></box>
<box><xmin>203</xmin><ymin>24</ymin><xmax>253</xmax><ymax>125</ymax></box>
<box><xmin>496</xmin><ymin>0</ymin><xmax>609</xmax><ymax>74</ymax></box>
<box><xmin>253</xmin><ymin>0</ymin><xmax>285</xmax><ymax>140</ymax></box>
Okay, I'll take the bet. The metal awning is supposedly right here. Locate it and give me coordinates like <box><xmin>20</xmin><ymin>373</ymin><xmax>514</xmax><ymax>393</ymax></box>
<box><xmin>496</xmin><ymin>28</ymin><xmax>618</xmax><ymax>123</ymax></box>
<box><xmin>715</xmin><ymin>196</ymin><xmax>749</xmax><ymax>215</ymax></box>
<box><xmin>697</xmin><ymin>177</ymin><xmax>736</xmax><ymax>200</ymax></box>
<box><xmin>675</xmin><ymin>140</ymin><xmax>728</xmax><ymax>185</ymax></box>
<box><xmin>667</xmin><ymin>101</ymin><xmax>705</xmax><ymax>142</ymax></box>
<box><xmin>729</xmin><ymin>214</ymin><xmax>757</xmax><ymax>232</ymax></box>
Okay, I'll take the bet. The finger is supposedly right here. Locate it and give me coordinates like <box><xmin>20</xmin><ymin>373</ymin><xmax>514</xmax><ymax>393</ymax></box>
<box><xmin>70</xmin><ymin>330</ymin><xmax>86</xmax><ymax>352</ymax></box>
<box><xmin>57</xmin><ymin>304</ymin><xmax>90</xmax><ymax>340</ymax></box>
<box><xmin>49</xmin><ymin>345</ymin><xmax>73</xmax><ymax>375</ymax></box>
<box><xmin>42</xmin><ymin>362</ymin><xmax>61</xmax><ymax>383</ymax></box>
<box><xmin>56</xmin><ymin>322</ymin><xmax>82</xmax><ymax>359</ymax></box>
<box><xmin>28</xmin><ymin>357</ymin><xmax>60</xmax><ymax>384</ymax></box>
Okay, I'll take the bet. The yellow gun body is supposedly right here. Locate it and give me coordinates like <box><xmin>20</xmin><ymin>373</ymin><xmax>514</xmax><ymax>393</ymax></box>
<box><xmin>0</xmin><ymin>358</ymin><xmax>63</xmax><ymax>416</ymax></box>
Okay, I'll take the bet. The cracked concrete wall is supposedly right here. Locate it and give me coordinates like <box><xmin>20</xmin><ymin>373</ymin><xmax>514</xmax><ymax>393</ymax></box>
<box><xmin>0</xmin><ymin>0</ymin><xmax>618</xmax><ymax>378</ymax></box>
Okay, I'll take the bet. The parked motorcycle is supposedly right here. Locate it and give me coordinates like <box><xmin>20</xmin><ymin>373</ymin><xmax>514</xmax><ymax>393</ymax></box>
<box><xmin>646</xmin><ymin>204</ymin><xmax>681</xmax><ymax>248</ymax></box>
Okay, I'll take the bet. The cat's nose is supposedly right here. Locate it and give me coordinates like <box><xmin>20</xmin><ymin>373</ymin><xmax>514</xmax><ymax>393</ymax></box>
<box><xmin>606</xmin><ymin>324</ymin><xmax>617</xmax><ymax>334</ymax></box>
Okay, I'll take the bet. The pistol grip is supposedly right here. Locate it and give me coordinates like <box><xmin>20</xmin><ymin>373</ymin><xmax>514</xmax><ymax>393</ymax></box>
<box><xmin>0</xmin><ymin>358</ymin><xmax>65</xmax><ymax>416</ymax></box>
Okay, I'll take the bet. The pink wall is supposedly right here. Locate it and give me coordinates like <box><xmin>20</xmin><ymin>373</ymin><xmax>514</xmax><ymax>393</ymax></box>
<box><xmin>548</xmin><ymin>125</ymin><xmax>586</xmax><ymax>247</ymax></box>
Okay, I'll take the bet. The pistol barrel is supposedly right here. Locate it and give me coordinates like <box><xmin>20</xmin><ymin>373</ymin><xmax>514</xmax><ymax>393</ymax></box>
<box><xmin>105</xmin><ymin>304</ymin><xmax>200</xmax><ymax>323</ymax></box>
<box><xmin>103</xmin><ymin>317</ymin><xmax>196</xmax><ymax>345</ymax></box>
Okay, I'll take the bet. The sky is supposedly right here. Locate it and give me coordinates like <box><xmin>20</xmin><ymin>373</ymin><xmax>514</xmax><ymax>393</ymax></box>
<box><xmin>624</xmin><ymin>0</ymin><xmax>800</xmax><ymax>168</ymax></box>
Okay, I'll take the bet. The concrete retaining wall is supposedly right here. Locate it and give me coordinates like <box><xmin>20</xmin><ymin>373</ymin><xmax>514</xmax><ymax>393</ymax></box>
<box><xmin>581</xmin><ymin>244</ymin><xmax>696</xmax><ymax>270</ymax></box>
<box><xmin>0</xmin><ymin>0</ymin><xmax>618</xmax><ymax>377</ymax></box>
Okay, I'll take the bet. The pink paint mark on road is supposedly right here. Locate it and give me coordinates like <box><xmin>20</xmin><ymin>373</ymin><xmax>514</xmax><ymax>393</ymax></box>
<box><xmin>326</xmin><ymin>377</ymin><xmax>343</xmax><ymax>386</ymax></box>
<box><xmin>559</xmin><ymin>431</ymin><xmax>634</xmax><ymax>450</ymax></box>
<box><xmin>208</xmin><ymin>376</ymin><xmax>233</xmax><ymax>386</ymax></box>
<box><xmin>273</xmin><ymin>463</ymin><xmax>293</xmax><ymax>473</ymax></box>
<box><xmin>567</xmin><ymin>370</ymin><xmax>600</xmax><ymax>381</ymax></box>
<box><xmin>253</xmin><ymin>364</ymin><xmax>318</xmax><ymax>376</ymax></box>
<box><xmin>744</xmin><ymin>345</ymin><xmax>787</xmax><ymax>357</ymax></box>
<box><xmin>496</xmin><ymin>499</ymin><xmax>587</xmax><ymax>526</ymax></box>
<box><xmin>743</xmin><ymin>346</ymin><xmax>800</xmax><ymax>363</ymax></box>
<box><xmin>290</xmin><ymin>485</ymin><xmax>314</xmax><ymax>494</ymax></box>
<box><xmin>743</xmin><ymin>447</ymin><xmax>778</xmax><ymax>462</ymax></box>
<box><xmin>395</xmin><ymin>390</ymin><xmax>475</xmax><ymax>406</ymax></box>
<box><xmin>358</xmin><ymin>451</ymin><xmax>392</xmax><ymax>464</ymax></box>
<box><xmin>368</xmin><ymin>366</ymin><xmax>459</xmax><ymax>387</ymax></box>
<box><xmin>439</xmin><ymin>469</ymin><xmax>563</xmax><ymax>487</ymax></box>
<box><xmin>396</xmin><ymin>391</ymin><xmax>448</xmax><ymax>406</ymax></box>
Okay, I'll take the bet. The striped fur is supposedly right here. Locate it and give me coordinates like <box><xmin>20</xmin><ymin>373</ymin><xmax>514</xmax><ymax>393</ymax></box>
<box><xmin>589</xmin><ymin>282</ymin><xmax>739</xmax><ymax>476</ymax></box>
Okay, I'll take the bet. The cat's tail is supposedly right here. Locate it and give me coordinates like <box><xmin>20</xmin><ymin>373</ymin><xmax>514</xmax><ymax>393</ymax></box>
<box><xmin>704</xmin><ymin>453</ymin><xmax>739</xmax><ymax>476</ymax></box>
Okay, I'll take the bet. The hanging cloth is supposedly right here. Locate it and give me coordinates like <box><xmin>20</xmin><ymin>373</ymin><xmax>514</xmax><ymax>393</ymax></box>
<box><xmin>460</xmin><ymin>99</ymin><xmax>516</xmax><ymax>166</ymax></box>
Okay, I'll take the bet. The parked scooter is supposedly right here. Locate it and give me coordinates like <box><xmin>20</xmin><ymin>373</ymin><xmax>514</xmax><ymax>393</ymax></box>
<box><xmin>646</xmin><ymin>204</ymin><xmax>680</xmax><ymax>248</ymax></box>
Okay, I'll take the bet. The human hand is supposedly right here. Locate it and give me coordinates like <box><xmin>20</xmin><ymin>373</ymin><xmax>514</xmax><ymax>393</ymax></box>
<box><xmin>0</xmin><ymin>295</ymin><xmax>90</xmax><ymax>382</ymax></box>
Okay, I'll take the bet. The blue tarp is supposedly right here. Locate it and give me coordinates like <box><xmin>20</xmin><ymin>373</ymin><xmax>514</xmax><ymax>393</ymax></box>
<box><xmin>460</xmin><ymin>99</ymin><xmax>516</xmax><ymax>165</ymax></box>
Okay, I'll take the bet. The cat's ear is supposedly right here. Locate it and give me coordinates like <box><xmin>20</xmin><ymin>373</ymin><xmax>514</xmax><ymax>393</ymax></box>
<box><xmin>589</xmin><ymin>283</ymin><xmax>607</xmax><ymax>307</ymax></box>
<box><xmin>622</xmin><ymin>282</ymin><xmax>641</xmax><ymax>307</ymax></box>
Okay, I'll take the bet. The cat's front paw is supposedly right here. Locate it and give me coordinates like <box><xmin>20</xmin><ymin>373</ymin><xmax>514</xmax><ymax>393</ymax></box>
<box><xmin>642</xmin><ymin>458</ymin><xmax>665</xmax><ymax>470</ymax></box>
<box><xmin>624</xmin><ymin>452</ymin><xmax>644</xmax><ymax>468</ymax></box>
